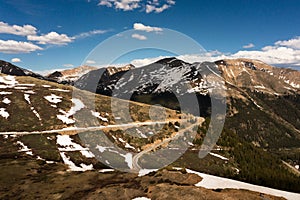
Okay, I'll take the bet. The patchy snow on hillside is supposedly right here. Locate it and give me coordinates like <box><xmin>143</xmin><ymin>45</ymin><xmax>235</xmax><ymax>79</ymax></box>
<box><xmin>68</xmin><ymin>98</ymin><xmax>85</xmax><ymax>115</ymax></box>
<box><xmin>14</xmin><ymin>86</ymin><xmax>29</xmax><ymax>90</ymax></box>
<box><xmin>56</xmin><ymin>98</ymin><xmax>85</xmax><ymax>124</ymax></box>
<box><xmin>96</xmin><ymin>145</ymin><xmax>108</xmax><ymax>153</ymax></box>
<box><xmin>0</xmin><ymin>91</ymin><xmax>12</xmax><ymax>95</ymax></box>
<box><xmin>132</xmin><ymin>197</ymin><xmax>151</xmax><ymax>200</ymax></box>
<box><xmin>2</xmin><ymin>97</ymin><xmax>11</xmax><ymax>104</ymax></box>
<box><xmin>57</xmin><ymin>113</ymin><xmax>75</xmax><ymax>124</ymax></box>
<box><xmin>138</xmin><ymin>169</ymin><xmax>158</xmax><ymax>177</ymax></box>
<box><xmin>24</xmin><ymin>90</ymin><xmax>35</xmax><ymax>94</ymax></box>
<box><xmin>91</xmin><ymin>110</ymin><xmax>109</xmax><ymax>122</ymax></box>
<box><xmin>0</xmin><ymin>108</ymin><xmax>9</xmax><ymax>119</ymax></box>
<box><xmin>99</xmin><ymin>169</ymin><xmax>114</xmax><ymax>173</ymax></box>
<box><xmin>17</xmin><ymin>83</ymin><xmax>35</xmax><ymax>87</ymax></box>
<box><xmin>125</xmin><ymin>143</ymin><xmax>135</xmax><ymax>149</ymax></box>
<box><xmin>17</xmin><ymin>141</ymin><xmax>33</xmax><ymax>156</ymax></box>
<box><xmin>186</xmin><ymin>169</ymin><xmax>300</xmax><ymax>200</ymax></box>
<box><xmin>59</xmin><ymin>151</ymin><xmax>93</xmax><ymax>172</ymax></box>
<box><xmin>121</xmin><ymin>153</ymin><xmax>133</xmax><ymax>169</ymax></box>
<box><xmin>209</xmin><ymin>152</ymin><xmax>229</xmax><ymax>161</ymax></box>
<box><xmin>24</xmin><ymin>94</ymin><xmax>31</xmax><ymax>104</ymax></box>
<box><xmin>56</xmin><ymin>135</ymin><xmax>94</xmax><ymax>158</ymax></box>
<box><xmin>44</xmin><ymin>94</ymin><xmax>62</xmax><ymax>104</ymax></box>
<box><xmin>24</xmin><ymin>94</ymin><xmax>42</xmax><ymax>121</ymax></box>
<box><xmin>0</xmin><ymin>75</ymin><xmax>18</xmax><ymax>88</ymax></box>
<box><xmin>50</xmin><ymin>88</ymin><xmax>70</xmax><ymax>92</ymax></box>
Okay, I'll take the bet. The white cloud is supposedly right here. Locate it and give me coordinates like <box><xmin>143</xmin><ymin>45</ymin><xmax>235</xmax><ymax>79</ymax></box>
<box><xmin>63</xmin><ymin>64</ymin><xmax>74</xmax><ymax>68</ymax></box>
<box><xmin>146</xmin><ymin>3</ymin><xmax>169</xmax><ymax>13</ymax></box>
<box><xmin>145</xmin><ymin>0</ymin><xmax>175</xmax><ymax>13</ymax></box>
<box><xmin>243</xmin><ymin>43</ymin><xmax>255</xmax><ymax>49</ymax></box>
<box><xmin>74</xmin><ymin>29</ymin><xmax>109</xmax><ymax>39</ymax></box>
<box><xmin>85</xmin><ymin>60</ymin><xmax>96</xmax><ymax>64</ymax></box>
<box><xmin>0</xmin><ymin>39</ymin><xmax>42</xmax><ymax>54</ymax></box>
<box><xmin>231</xmin><ymin>46</ymin><xmax>300</xmax><ymax>66</ymax></box>
<box><xmin>27</xmin><ymin>32</ymin><xmax>73</xmax><ymax>45</ymax></box>
<box><xmin>131</xmin><ymin>33</ymin><xmax>147</xmax><ymax>40</ymax></box>
<box><xmin>0</xmin><ymin>21</ymin><xmax>37</xmax><ymax>36</ymax></box>
<box><xmin>98</xmin><ymin>0</ymin><xmax>140</xmax><ymax>11</ymax></box>
<box><xmin>115</xmin><ymin>0</ymin><xmax>140</xmax><ymax>10</ymax></box>
<box><xmin>100</xmin><ymin>35</ymin><xmax>300</xmax><ymax>68</ymax></box>
<box><xmin>130</xmin><ymin>56</ymin><xmax>166</xmax><ymax>67</ymax></box>
<box><xmin>11</xmin><ymin>58</ymin><xmax>21</xmax><ymax>63</ymax></box>
<box><xmin>133</xmin><ymin>23</ymin><xmax>163</xmax><ymax>32</ymax></box>
<box><xmin>98</xmin><ymin>0</ymin><xmax>113</xmax><ymax>7</ymax></box>
<box><xmin>98</xmin><ymin>0</ymin><xmax>175</xmax><ymax>13</ymax></box>
<box><xmin>176</xmin><ymin>36</ymin><xmax>300</xmax><ymax>67</ymax></box>
<box><xmin>275</xmin><ymin>36</ymin><xmax>300</xmax><ymax>49</ymax></box>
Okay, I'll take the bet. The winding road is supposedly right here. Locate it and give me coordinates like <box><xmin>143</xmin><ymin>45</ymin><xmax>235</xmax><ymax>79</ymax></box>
<box><xmin>132</xmin><ymin>117</ymin><xmax>204</xmax><ymax>171</ymax></box>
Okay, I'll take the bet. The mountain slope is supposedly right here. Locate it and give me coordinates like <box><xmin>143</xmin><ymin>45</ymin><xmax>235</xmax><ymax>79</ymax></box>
<box><xmin>0</xmin><ymin>60</ymin><xmax>45</xmax><ymax>80</ymax></box>
<box><xmin>46</xmin><ymin>65</ymin><xmax>97</xmax><ymax>84</ymax></box>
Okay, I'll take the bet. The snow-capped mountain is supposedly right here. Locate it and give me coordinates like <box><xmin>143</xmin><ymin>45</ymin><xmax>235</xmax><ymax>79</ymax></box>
<box><xmin>46</xmin><ymin>65</ymin><xmax>97</xmax><ymax>84</ymax></box>
<box><xmin>75</xmin><ymin>57</ymin><xmax>300</xmax><ymax>98</ymax></box>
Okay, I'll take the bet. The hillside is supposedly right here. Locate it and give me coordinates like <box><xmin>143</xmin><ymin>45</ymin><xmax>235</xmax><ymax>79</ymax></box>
<box><xmin>1</xmin><ymin>58</ymin><xmax>300</xmax><ymax>199</ymax></box>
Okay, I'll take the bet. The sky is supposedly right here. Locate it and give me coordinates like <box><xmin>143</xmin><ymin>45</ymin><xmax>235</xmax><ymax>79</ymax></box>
<box><xmin>0</xmin><ymin>0</ymin><xmax>300</xmax><ymax>73</ymax></box>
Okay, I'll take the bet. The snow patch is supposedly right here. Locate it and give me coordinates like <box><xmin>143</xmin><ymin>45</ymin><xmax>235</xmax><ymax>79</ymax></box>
<box><xmin>121</xmin><ymin>153</ymin><xmax>133</xmax><ymax>169</ymax></box>
<box><xmin>57</xmin><ymin>98</ymin><xmax>85</xmax><ymax>124</ymax></box>
<box><xmin>24</xmin><ymin>94</ymin><xmax>31</xmax><ymax>104</ymax></box>
<box><xmin>99</xmin><ymin>169</ymin><xmax>114</xmax><ymax>173</ymax></box>
<box><xmin>44</xmin><ymin>94</ymin><xmax>62</xmax><ymax>104</ymax></box>
<box><xmin>0</xmin><ymin>91</ymin><xmax>12</xmax><ymax>95</ymax></box>
<box><xmin>17</xmin><ymin>141</ymin><xmax>33</xmax><ymax>155</ymax></box>
<box><xmin>56</xmin><ymin>135</ymin><xmax>94</xmax><ymax>158</ymax></box>
<box><xmin>118</xmin><ymin>137</ymin><xmax>125</xmax><ymax>143</ymax></box>
<box><xmin>138</xmin><ymin>169</ymin><xmax>158</xmax><ymax>177</ymax></box>
<box><xmin>50</xmin><ymin>88</ymin><xmax>70</xmax><ymax>92</ymax></box>
<box><xmin>14</xmin><ymin>86</ymin><xmax>29</xmax><ymax>90</ymax></box>
<box><xmin>24</xmin><ymin>90</ymin><xmax>35</xmax><ymax>94</ymax></box>
<box><xmin>125</xmin><ymin>143</ymin><xmax>135</xmax><ymax>149</ymax></box>
<box><xmin>24</xmin><ymin>94</ymin><xmax>41</xmax><ymax>121</ymax></box>
<box><xmin>209</xmin><ymin>152</ymin><xmax>229</xmax><ymax>160</ymax></box>
<box><xmin>0</xmin><ymin>75</ymin><xmax>18</xmax><ymax>88</ymax></box>
<box><xmin>0</xmin><ymin>108</ymin><xmax>9</xmax><ymax>119</ymax></box>
<box><xmin>91</xmin><ymin>111</ymin><xmax>109</xmax><ymax>122</ymax></box>
<box><xmin>59</xmin><ymin>152</ymin><xmax>93</xmax><ymax>172</ymax></box>
<box><xmin>132</xmin><ymin>197</ymin><xmax>151</xmax><ymax>200</ymax></box>
<box><xmin>2</xmin><ymin>97</ymin><xmax>11</xmax><ymax>104</ymax></box>
<box><xmin>96</xmin><ymin>145</ymin><xmax>108</xmax><ymax>153</ymax></box>
<box><xmin>186</xmin><ymin>169</ymin><xmax>300</xmax><ymax>200</ymax></box>
<box><xmin>17</xmin><ymin>83</ymin><xmax>35</xmax><ymax>87</ymax></box>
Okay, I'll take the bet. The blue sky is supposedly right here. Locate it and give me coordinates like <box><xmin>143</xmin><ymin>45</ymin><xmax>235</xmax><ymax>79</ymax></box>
<box><xmin>0</xmin><ymin>0</ymin><xmax>300</xmax><ymax>73</ymax></box>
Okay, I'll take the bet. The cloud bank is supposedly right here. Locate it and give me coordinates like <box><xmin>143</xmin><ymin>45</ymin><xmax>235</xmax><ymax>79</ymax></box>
<box><xmin>0</xmin><ymin>21</ymin><xmax>108</xmax><ymax>54</ymax></box>
<box><xmin>98</xmin><ymin>0</ymin><xmax>175</xmax><ymax>13</ymax></box>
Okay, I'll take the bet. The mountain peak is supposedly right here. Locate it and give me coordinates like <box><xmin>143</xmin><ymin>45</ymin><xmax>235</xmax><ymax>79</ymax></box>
<box><xmin>215</xmin><ymin>58</ymin><xmax>300</xmax><ymax>94</ymax></box>
<box><xmin>154</xmin><ymin>57</ymin><xmax>188</xmax><ymax>68</ymax></box>
<box><xmin>106</xmin><ymin>64</ymin><xmax>135</xmax><ymax>76</ymax></box>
